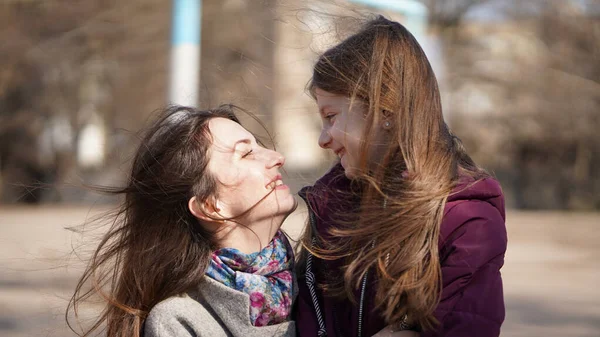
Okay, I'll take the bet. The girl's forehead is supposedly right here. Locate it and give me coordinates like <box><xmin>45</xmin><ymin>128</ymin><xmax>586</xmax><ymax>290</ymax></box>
<box><xmin>315</xmin><ymin>88</ymin><xmax>344</xmax><ymax>99</ymax></box>
<box><xmin>315</xmin><ymin>89</ymin><xmax>350</xmax><ymax>106</ymax></box>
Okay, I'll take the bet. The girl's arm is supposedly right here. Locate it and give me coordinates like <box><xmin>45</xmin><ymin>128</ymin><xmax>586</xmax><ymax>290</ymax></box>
<box><xmin>372</xmin><ymin>326</ymin><xmax>419</xmax><ymax>337</ymax></box>
<box><xmin>423</xmin><ymin>200</ymin><xmax>507</xmax><ymax>337</ymax></box>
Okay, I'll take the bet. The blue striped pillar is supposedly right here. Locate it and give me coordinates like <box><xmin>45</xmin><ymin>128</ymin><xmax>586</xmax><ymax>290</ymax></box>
<box><xmin>169</xmin><ymin>0</ymin><xmax>201</xmax><ymax>107</ymax></box>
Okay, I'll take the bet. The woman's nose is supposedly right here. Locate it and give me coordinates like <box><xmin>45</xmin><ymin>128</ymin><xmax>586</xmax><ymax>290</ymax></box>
<box><xmin>265</xmin><ymin>150</ymin><xmax>285</xmax><ymax>169</ymax></box>
<box><xmin>318</xmin><ymin>127</ymin><xmax>332</xmax><ymax>149</ymax></box>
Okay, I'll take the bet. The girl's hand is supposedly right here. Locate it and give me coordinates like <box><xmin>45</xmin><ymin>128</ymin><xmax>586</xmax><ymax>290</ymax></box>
<box><xmin>372</xmin><ymin>326</ymin><xmax>419</xmax><ymax>337</ymax></box>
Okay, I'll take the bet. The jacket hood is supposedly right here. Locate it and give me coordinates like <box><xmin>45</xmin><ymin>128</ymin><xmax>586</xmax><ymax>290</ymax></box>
<box><xmin>447</xmin><ymin>176</ymin><xmax>506</xmax><ymax>221</ymax></box>
<box><xmin>300</xmin><ymin>164</ymin><xmax>505</xmax><ymax>216</ymax></box>
<box><xmin>298</xmin><ymin>164</ymin><xmax>353</xmax><ymax>221</ymax></box>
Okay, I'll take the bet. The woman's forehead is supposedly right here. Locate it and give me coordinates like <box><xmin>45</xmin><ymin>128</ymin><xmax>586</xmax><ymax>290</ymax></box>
<box><xmin>208</xmin><ymin>118</ymin><xmax>254</xmax><ymax>153</ymax></box>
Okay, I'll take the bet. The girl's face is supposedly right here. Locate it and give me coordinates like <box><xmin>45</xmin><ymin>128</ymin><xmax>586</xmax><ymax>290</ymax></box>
<box><xmin>206</xmin><ymin>118</ymin><xmax>297</xmax><ymax>223</ymax></box>
<box><xmin>315</xmin><ymin>88</ymin><xmax>390</xmax><ymax>178</ymax></box>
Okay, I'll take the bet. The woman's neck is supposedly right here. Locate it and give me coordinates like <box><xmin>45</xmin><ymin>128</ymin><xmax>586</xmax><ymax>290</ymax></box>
<box><xmin>215</xmin><ymin>216</ymin><xmax>285</xmax><ymax>254</ymax></box>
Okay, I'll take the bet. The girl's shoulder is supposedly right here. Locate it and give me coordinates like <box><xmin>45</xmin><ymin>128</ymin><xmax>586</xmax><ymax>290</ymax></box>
<box><xmin>440</xmin><ymin>177</ymin><xmax>507</xmax><ymax>262</ymax></box>
<box><xmin>445</xmin><ymin>176</ymin><xmax>505</xmax><ymax>224</ymax></box>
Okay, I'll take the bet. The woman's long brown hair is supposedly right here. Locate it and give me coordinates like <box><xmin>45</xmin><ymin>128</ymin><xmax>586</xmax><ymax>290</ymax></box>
<box><xmin>303</xmin><ymin>16</ymin><xmax>487</xmax><ymax>331</ymax></box>
<box><xmin>66</xmin><ymin>105</ymin><xmax>247</xmax><ymax>337</ymax></box>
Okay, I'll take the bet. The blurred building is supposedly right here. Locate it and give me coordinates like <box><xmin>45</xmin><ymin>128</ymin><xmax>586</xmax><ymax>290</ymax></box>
<box><xmin>1</xmin><ymin>0</ymin><xmax>598</xmax><ymax>209</ymax></box>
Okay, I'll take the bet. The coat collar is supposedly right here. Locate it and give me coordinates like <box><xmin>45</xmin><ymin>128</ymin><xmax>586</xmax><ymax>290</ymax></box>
<box><xmin>192</xmin><ymin>277</ymin><xmax>296</xmax><ymax>337</ymax></box>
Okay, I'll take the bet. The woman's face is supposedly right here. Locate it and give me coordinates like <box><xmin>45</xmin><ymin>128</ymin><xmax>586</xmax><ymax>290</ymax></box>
<box><xmin>206</xmin><ymin>117</ymin><xmax>297</xmax><ymax>223</ymax></box>
<box><xmin>315</xmin><ymin>88</ymin><xmax>390</xmax><ymax>178</ymax></box>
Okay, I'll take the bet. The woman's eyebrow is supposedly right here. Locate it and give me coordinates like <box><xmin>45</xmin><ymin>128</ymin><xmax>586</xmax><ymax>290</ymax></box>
<box><xmin>234</xmin><ymin>138</ymin><xmax>251</xmax><ymax>144</ymax></box>
<box><xmin>233</xmin><ymin>139</ymin><xmax>252</xmax><ymax>148</ymax></box>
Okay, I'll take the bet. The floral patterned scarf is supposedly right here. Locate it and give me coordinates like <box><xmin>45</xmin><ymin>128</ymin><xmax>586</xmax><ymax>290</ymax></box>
<box><xmin>205</xmin><ymin>230</ymin><xmax>295</xmax><ymax>326</ymax></box>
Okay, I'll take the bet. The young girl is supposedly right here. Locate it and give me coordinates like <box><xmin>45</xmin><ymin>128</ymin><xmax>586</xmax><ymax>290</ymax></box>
<box><xmin>295</xmin><ymin>16</ymin><xmax>507</xmax><ymax>337</ymax></box>
<box><xmin>68</xmin><ymin>105</ymin><xmax>298</xmax><ymax>337</ymax></box>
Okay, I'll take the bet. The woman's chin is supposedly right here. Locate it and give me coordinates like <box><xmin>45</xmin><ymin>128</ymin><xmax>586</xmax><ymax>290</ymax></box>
<box><xmin>281</xmin><ymin>196</ymin><xmax>299</xmax><ymax>216</ymax></box>
<box><xmin>270</xmin><ymin>194</ymin><xmax>298</xmax><ymax>219</ymax></box>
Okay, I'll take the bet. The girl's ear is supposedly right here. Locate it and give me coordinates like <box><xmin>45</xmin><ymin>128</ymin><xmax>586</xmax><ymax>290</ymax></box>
<box><xmin>188</xmin><ymin>196</ymin><xmax>222</xmax><ymax>222</ymax></box>
<box><xmin>382</xmin><ymin>110</ymin><xmax>393</xmax><ymax>130</ymax></box>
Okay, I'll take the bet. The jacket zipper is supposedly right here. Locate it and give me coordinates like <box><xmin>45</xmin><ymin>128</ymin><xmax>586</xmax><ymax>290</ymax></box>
<box><xmin>299</xmin><ymin>193</ymin><xmax>328</xmax><ymax>337</ymax></box>
<box><xmin>300</xmin><ymin>192</ymin><xmax>370</xmax><ymax>337</ymax></box>
<box><xmin>358</xmin><ymin>240</ymin><xmax>376</xmax><ymax>337</ymax></box>
<box><xmin>357</xmin><ymin>270</ymin><xmax>369</xmax><ymax>337</ymax></box>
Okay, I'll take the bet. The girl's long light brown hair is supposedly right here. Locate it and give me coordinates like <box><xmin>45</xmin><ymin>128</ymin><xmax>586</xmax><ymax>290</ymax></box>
<box><xmin>302</xmin><ymin>16</ymin><xmax>487</xmax><ymax>331</ymax></box>
<box><xmin>66</xmin><ymin>105</ymin><xmax>262</xmax><ymax>337</ymax></box>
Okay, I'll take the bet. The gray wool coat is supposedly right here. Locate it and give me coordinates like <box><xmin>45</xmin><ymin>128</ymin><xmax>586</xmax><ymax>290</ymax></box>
<box><xmin>144</xmin><ymin>277</ymin><xmax>296</xmax><ymax>337</ymax></box>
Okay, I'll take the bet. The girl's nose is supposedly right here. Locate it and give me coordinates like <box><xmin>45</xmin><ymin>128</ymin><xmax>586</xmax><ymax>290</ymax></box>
<box><xmin>318</xmin><ymin>127</ymin><xmax>332</xmax><ymax>149</ymax></box>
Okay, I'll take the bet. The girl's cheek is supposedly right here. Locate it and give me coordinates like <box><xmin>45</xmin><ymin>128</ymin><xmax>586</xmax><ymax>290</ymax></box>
<box><xmin>331</xmin><ymin>119</ymin><xmax>345</xmax><ymax>136</ymax></box>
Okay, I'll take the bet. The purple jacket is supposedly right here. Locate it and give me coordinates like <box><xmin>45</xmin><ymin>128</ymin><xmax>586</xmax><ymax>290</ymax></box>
<box><xmin>295</xmin><ymin>164</ymin><xmax>507</xmax><ymax>337</ymax></box>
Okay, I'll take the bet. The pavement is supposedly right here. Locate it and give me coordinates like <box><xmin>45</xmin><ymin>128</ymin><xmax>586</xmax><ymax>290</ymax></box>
<box><xmin>0</xmin><ymin>204</ymin><xmax>599</xmax><ymax>337</ymax></box>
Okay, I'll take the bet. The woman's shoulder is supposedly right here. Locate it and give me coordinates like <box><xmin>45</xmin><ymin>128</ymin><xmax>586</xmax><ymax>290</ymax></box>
<box><xmin>146</xmin><ymin>278</ymin><xmax>242</xmax><ymax>325</ymax></box>
<box><xmin>144</xmin><ymin>292</ymin><xmax>215</xmax><ymax>337</ymax></box>
<box><xmin>147</xmin><ymin>293</ymin><xmax>206</xmax><ymax>319</ymax></box>
<box><xmin>145</xmin><ymin>279</ymin><xmax>297</xmax><ymax>337</ymax></box>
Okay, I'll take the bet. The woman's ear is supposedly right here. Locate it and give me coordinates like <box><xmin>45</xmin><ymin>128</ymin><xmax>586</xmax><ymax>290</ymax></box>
<box><xmin>188</xmin><ymin>196</ymin><xmax>222</xmax><ymax>222</ymax></box>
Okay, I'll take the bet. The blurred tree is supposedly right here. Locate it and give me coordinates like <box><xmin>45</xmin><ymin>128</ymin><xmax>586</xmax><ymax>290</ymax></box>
<box><xmin>445</xmin><ymin>0</ymin><xmax>600</xmax><ymax>209</ymax></box>
<box><xmin>2</xmin><ymin>0</ymin><xmax>597</xmax><ymax>209</ymax></box>
<box><xmin>0</xmin><ymin>0</ymin><xmax>281</xmax><ymax>203</ymax></box>
<box><xmin>425</xmin><ymin>0</ymin><xmax>489</xmax><ymax>30</ymax></box>
<box><xmin>0</xmin><ymin>1</ymin><xmax>172</xmax><ymax>203</ymax></box>
<box><xmin>199</xmin><ymin>0</ymin><xmax>277</xmax><ymax>144</ymax></box>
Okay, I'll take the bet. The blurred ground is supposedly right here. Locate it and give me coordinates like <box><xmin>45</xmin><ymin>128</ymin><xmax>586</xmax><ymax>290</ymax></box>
<box><xmin>0</xmin><ymin>204</ymin><xmax>599</xmax><ymax>337</ymax></box>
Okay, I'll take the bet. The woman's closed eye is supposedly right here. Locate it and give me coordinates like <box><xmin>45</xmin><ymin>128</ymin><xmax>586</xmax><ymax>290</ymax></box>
<box><xmin>242</xmin><ymin>149</ymin><xmax>254</xmax><ymax>158</ymax></box>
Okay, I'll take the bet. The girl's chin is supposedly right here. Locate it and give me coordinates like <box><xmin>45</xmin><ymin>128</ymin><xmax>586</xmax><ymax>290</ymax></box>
<box><xmin>342</xmin><ymin>166</ymin><xmax>359</xmax><ymax>179</ymax></box>
<box><xmin>338</xmin><ymin>157</ymin><xmax>361</xmax><ymax>179</ymax></box>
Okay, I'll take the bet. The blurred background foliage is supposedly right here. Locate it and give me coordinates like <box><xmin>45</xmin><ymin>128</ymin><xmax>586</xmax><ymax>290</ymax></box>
<box><xmin>0</xmin><ymin>0</ymin><xmax>599</xmax><ymax>209</ymax></box>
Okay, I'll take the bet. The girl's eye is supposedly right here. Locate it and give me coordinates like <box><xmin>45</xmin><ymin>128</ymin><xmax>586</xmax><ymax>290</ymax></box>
<box><xmin>324</xmin><ymin>113</ymin><xmax>336</xmax><ymax>122</ymax></box>
<box><xmin>242</xmin><ymin>150</ymin><xmax>254</xmax><ymax>158</ymax></box>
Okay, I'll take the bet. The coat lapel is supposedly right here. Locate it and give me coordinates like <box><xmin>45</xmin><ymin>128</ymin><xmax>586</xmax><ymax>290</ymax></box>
<box><xmin>195</xmin><ymin>277</ymin><xmax>295</xmax><ymax>337</ymax></box>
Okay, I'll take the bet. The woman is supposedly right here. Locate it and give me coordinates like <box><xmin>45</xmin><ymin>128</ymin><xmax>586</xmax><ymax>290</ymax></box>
<box><xmin>68</xmin><ymin>105</ymin><xmax>298</xmax><ymax>337</ymax></box>
<box><xmin>295</xmin><ymin>16</ymin><xmax>507</xmax><ymax>337</ymax></box>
